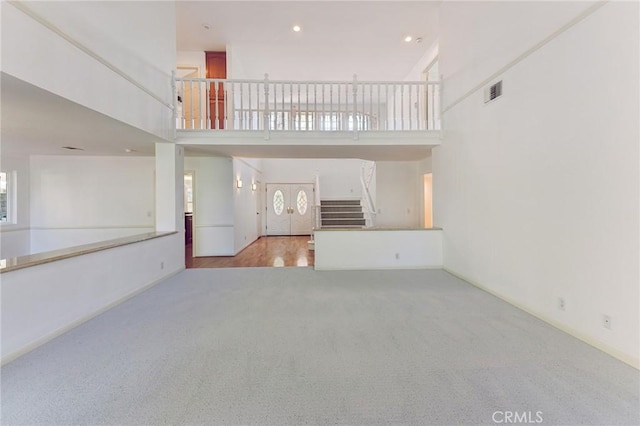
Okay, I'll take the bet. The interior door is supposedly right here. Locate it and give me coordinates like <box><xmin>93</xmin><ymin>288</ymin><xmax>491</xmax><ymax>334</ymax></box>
<box><xmin>266</xmin><ymin>184</ymin><xmax>291</xmax><ymax>235</ymax></box>
<box><xmin>290</xmin><ymin>184</ymin><xmax>314</xmax><ymax>235</ymax></box>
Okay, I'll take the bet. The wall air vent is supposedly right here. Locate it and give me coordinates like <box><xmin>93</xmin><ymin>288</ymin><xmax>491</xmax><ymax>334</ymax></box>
<box><xmin>484</xmin><ymin>80</ymin><xmax>503</xmax><ymax>104</ymax></box>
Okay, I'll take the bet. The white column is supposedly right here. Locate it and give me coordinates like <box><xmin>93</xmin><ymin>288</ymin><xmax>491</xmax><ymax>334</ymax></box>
<box><xmin>155</xmin><ymin>143</ymin><xmax>184</xmax><ymax>232</ymax></box>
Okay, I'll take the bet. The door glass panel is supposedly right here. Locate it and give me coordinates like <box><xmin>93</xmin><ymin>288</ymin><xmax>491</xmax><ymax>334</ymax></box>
<box><xmin>273</xmin><ymin>189</ymin><xmax>284</xmax><ymax>215</ymax></box>
<box><xmin>296</xmin><ymin>190</ymin><xmax>308</xmax><ymax>215</ymax></box>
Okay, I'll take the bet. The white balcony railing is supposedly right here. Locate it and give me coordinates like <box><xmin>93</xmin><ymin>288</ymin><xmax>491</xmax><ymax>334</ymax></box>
<box><xmin>174</xmin><ymin>75</ymin><xmax>441</xmax><ymax>133</ymax></box>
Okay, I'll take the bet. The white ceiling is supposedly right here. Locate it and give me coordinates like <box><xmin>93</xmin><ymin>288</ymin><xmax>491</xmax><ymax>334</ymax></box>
<box><xmin>176</xmin><ymin>1</ymin><xmax>440</xmax><ymax>81</ymax></box>
<box><xmin>1</xmin><ymin>73</ymin><xmax>164</xmax><ymax>157</ymax></box>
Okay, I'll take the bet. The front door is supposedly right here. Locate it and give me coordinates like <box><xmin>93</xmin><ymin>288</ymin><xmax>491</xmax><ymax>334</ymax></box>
<box><xmin>266</xmin><ymin>183</ymin><xmax>314</xmax><ymax>236</ymax></box>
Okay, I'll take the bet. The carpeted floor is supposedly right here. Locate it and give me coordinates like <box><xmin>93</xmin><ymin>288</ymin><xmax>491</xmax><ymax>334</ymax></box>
<box><xmin>1</xmin><ymin>268</ymin><xmax>638</xmax><ymax>425</ymax></box>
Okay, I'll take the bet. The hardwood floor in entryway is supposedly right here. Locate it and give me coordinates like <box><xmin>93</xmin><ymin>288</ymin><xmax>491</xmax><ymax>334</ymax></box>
<box><xmin>186</xmin><ymin>236</ymin><xmax>314</xmax><ymax>268</ymax></box>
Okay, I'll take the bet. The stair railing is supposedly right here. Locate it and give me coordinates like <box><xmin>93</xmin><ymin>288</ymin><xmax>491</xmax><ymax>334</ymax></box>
<box><xmin>313</xmin><ymin>174</ymin><xmax>321</xmax><ymax>230</ymax></box>
<box><xmin>360</xmin><ymin>162</ymin><xmax>376</xmax><ymax>228</ymax></box>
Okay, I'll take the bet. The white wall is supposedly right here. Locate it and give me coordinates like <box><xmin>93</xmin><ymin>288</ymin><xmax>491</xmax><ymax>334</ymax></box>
<box><xmin>177</xmin><ymin>51</ymin><xmax>206</xmax><ymax>77</ymax></box>
<box><xmin>184</xmin><ymin>156</ymin><xmax>263</xmax><ymax>256</ymax></box>
<box><xmin>404</xmin><ymin>40</ymin><xmax>439</xmax><ymax>82</ymax></box>
<box><xmin>439</xmin><ymin>1</ymin><xmax>592</xmax><ymax>106</ymax></box>
<box><xmin>1</xmin><ymin>233</ymin><xmax>183</xmax><ymax>365</ymax></box>
<box><xmin>155</xmin><ymin>144</ymin><xmax>185</xmax><ymax>234</ymax></box>
<box><xmin>435</xmin><ymin>1</ymin><xmax>639</xmax><ymax>367</ymax></box>
<box><xmin>184</xmin><ymin>156</ymin><xmax>235</xmax><ymax>256</ymax></box>
<box><xmin>1</xmin><ymin>1</ymin><xmax>176</xmax><ymax>141</ymax></box>
<box><xmin>261</xmin><ymin>158</ymin><xmax>364</xmax><ymax>199</ymax></box>
<box><xmin>0</xmin><ymin>155</ymin><xmax>31</xmax><ymax>257</ymax></box>
<box><xmin>375</xmin><ymin>161</ymin><xmax>421</xmax><ymax>228</ymax></box>
<box><xmin>315</xmin><ymin>229</ymin><xmax>442</xmax><ymax>270</ymax></box>
<box><xmin>418</xmin><ymin>155</ymin><xmax>432</xmax><ymax>175</ymax></box>
<box><xmin>29</xmin><ymin>156</ymin><xmax>155</xmax><ymax>253</ymax></box>
<box><xmin>233</xmin><ymin>158</ymin><xmax>262</xmax><ymax>253</ymax></box>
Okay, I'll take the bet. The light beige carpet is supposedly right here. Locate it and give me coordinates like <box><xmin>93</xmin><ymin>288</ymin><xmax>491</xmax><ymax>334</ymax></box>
<box><xmin>2</xmin><ymin>268</ymin><xmax>638</xmax><ymax>425</ymax></box>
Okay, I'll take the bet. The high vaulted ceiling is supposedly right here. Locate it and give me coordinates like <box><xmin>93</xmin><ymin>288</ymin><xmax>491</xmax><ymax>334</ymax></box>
<box><xmin>176</xmin><ymin>1</ymin><xmax>440</xmax><ymax>81</ymax></box>
<box><xmin>2</xmin><ymin>1</ymin><xmax>440</xmax><ymax>158</ymax></box>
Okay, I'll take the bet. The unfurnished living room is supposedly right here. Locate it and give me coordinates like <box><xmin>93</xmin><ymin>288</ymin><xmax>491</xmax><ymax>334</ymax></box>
<box><xmin>0</xmin><ymin>1</ymin><xmax>638</xmax><ymax>425</ymax></box>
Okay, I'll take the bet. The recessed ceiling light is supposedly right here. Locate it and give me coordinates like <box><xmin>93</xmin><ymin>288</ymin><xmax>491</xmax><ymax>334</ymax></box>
<box><xmin>125</xmin><ymin>148</ymin><xmax>136</xmax><ymax>153</ymax></box>
<box><xmin>292</xmin><ymin>25</ymin><xmax>301</xmax><ymax>32</ymax></box>
<box><xmin>404</xmin><ymin>36</ymin><xmax>413</xmax><ymax>43</ymax></box>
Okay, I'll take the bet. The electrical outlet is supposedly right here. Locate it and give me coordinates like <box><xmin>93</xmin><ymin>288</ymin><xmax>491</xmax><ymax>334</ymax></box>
<box><xmin>395</xmin><ymin>253</ymin><xmax>400</xmax><ymax>260</ymax></box>
<box><xmin>558</xmin><ymin>297</ymin><xmax>566</xmax><ymax>311</ymax></box>
<box><xmin>602</xmin><ymin>314</ymin><xmax>612</xmax><ymax>330</ymax></box>
<box><xmin>160</xmin><ymin>261</ymin><xmax>164</xmax><ymax>270</ymax></box>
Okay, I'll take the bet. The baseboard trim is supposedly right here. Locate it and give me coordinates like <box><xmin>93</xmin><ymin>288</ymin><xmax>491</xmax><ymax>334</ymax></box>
<box><xmin>233</xmin><ymin>235</ymin><xmax>260</xmax><ymax>256</ymax></box>
<box><xmin>314</xmin><ymin>265</ymin><xmax>443</xmax><ymax>271</ymax></box>
<box><xmin>443</xmin><ymin>267</ymin><xmax>639</xmax><ymax>370</ymax></box>
<box><xmin>0</xmin><ymin>267</ymin><xmax>184</xmax><ymax>366</ymax></box>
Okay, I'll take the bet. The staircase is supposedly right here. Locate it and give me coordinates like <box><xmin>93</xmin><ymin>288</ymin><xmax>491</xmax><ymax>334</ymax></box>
<box><xmin>320</xmin><ymin>199</ymin><xmax>366</xmax><ymax>228</ymax></box>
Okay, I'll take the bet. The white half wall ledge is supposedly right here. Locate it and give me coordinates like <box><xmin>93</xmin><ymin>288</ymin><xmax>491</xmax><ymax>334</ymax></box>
<box><xmin>1</xmin><ymin>233</ymin><xmax>185</xmax><ymax>365</ymax></box>
<box><xmin>1</xmin><ymin>231</ymin><xmax>174</xmax><ymax>273</ymax></box>
<box><xmin>314</xmin><ymin>228</ymin><xmax>443</xmax><ymax>271</ymax></box>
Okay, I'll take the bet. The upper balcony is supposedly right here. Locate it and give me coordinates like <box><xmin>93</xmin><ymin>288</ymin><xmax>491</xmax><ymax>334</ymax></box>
<box><xmin>174</xmin><ymin>76</ymin><xmax>442</xmax><ymax>160</ymax></box>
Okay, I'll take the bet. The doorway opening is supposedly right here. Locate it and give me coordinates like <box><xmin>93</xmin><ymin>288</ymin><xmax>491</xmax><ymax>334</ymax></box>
<box><xmin>176</xmin><ymin>66</ymin><xmax>202</xmax><ymax>129</ymax></box>
<box><xmin>184</xmin><ymin>171</ymin><xmax>194</xmax><ymax>245</ymax></box>
<box><xmin>423</xmin><ymin>173</ymin><xmax>433</xmax><ymax>228</ymax></box>
<box><xmin>184</xmin><ymin>179</ymin><xmax>315</xmax><ymax>268</ymax></box>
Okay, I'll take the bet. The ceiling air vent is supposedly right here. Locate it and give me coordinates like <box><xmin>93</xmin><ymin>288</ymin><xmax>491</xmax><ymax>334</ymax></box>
<box><xmin>484</xmin><ymin>80</ymin><xmax>503</xmax><ymax>104</ymax></box>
